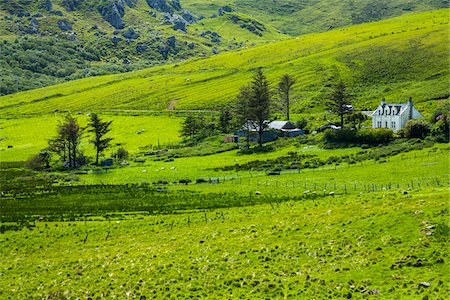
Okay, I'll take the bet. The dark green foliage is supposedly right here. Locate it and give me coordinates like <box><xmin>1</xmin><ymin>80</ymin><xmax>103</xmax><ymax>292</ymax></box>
<box><xmin>351</xmin><ymin>0</ymin><xmax>390</xmax><ymax>24</ymax></box>
<box><xmin>430</xmin><ymin>106</ymin><xmax>450</xmax><ymax>142</ymax></box>
<box><xmin>434</xmin><ymin>223</ymin><xmax>450</xmax><ymax>242</ymax></box>
<box><xmin>278</xmin><ymin>74</ymin><xmax>296</xmax><ymax>121</ymax></box>
<box><xmin>347</xmin><ymin>112</ymin><xmax>368</xmax><ymax>129</ymax></box>
<box><xmin>237</xmin><ymin>68</ymin><xmax>271</xmax><ymax>147</ymax></box>
<box><xmin>219</xmin><ymin>107</ymin><xmax>233</xmax><ymax>133</ymax></box>
<box><xmin>323</xmin><ymin>128</ymin><xmax>356</xmax><ymax>143</ymax></box>
<box><xmin>25</xmin><ymin>150</ymin><xmax>51</xmax><ymax>171</ymax></box>
<box><xmin>48</xmin><ymin>115</ymin><xmax>84</xmax><ymax>169</ymax></box>
<box><xmin>180</xmin><ymin>115</ymin><xmax>201</xmax><ymax>141</ymax></box>
<box><xmin>295</xmin><ymin>117</ymin><xmax>308</xmax><ymax>130</ymax></box>
<box><xmin>324</xmin><ymin>128</ymin><xmax>393</xmax><ymax>145</ymax></box>
<box><xmin>356</xmin><ymin>128</ymin><xmax>394</xmax><ymax>144</ymax></box>
<box><xmin>326</xmin><ymin>80</ymin><xmax>353</xmax><ymax>128</ymax></box>
<box><xmin>404</xmin><ymin>120</ymin><xmax>431</xmax><ymax>139</ymax></box>
<box><xmin>113</xmin><ymin>147</ymin><xmax>129</xmax><ymax>160</ymax></box>
<box><xmin>88</xmin><ymin>113</ymin><xmax>113</xmax><ymax>165</ymax></box>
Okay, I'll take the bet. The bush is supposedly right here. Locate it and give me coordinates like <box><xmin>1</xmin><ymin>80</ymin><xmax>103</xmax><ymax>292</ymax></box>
<box><xmin>324</xmin><ymin>128</ymin><xmax>393</xmax><ymax>145</ymax></box>
<box><xmin>25</xmin><ymin>151</ymin><xmax>51</xmax><ymax>171</ymax></box>
<box><xmin>404</xmin><ymin>120</ymin><xmax>431</xmax><ymax>139</ymax></box>
<box><xmin>114</xmin><ymin>147</ymin><xmax>129</xmax><ymax>160</ymax></box>
<box><xmin>356</xmin><ymin>128</ymin><xmax>394</xmax><ymax>144</ymax></box>
<box><xmin>323</xmin><ymin>128</ymin><xmax>356</xmax><ymax>143</ymax></box>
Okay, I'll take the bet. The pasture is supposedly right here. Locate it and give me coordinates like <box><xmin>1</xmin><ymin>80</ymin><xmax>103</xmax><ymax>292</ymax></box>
<box><xmin>0</xmin><ymin>186</ymin><xmax>448</xmax><ymax>299</ymax></box>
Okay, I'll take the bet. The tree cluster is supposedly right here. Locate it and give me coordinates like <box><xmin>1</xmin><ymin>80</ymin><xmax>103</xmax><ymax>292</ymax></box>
<box><xmin>27</xmin><ymin>114</ymin><xmax>114</xmax><ymax>170</ymax></box>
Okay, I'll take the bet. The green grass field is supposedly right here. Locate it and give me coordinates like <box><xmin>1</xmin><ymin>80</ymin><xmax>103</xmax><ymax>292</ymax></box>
<box><xmin>1</xmin><ymin>6</ymin><xmax>449</xmax><ymax>300</ymax></box>
<box><xmin>1</xmin><ymin>187</ymin><xmax>448</xmax><ymax>299</ymax></box>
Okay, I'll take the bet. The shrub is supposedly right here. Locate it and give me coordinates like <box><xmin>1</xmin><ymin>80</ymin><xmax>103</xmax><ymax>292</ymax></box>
<box><xmin>431</xmin><ymin>119</ymin><xmax>450</xmax><ymax>142</ymax></box>
<box><xmin>323</xmin><ymin>128</ymin><xmax>356</xmax><ymax>143</ymax></box>
<box><xmin>25</xmin><ymin>150</ymin><xmax>51</xmax><ymax>171</ymax></box>
<box><xmin>356</xmin><ymin>128</ymin><xmax>394</xmax><ymax>144</ymax></box>
<box><xmin>114</xmin><ymin>147</ymin><xmax>129</xmax><ymax>160</ymax></box>
<box><xmin>404</xmin><ymin>120</ymin><xmax>431</xmax><ymax>139</ymax></box>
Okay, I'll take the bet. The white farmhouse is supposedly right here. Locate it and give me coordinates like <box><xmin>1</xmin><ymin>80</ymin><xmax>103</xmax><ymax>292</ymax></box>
<box><xmin>371</xmin><ymin>98</ymin><xmax>423</xmax><ymax>132</ymax></box>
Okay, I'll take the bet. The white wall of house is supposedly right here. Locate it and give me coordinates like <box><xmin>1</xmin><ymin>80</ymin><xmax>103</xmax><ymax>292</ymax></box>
<box><xmin>371</xmin><ymin>99</ymin><xmax>423</xmax><ymax>132</ymax></box>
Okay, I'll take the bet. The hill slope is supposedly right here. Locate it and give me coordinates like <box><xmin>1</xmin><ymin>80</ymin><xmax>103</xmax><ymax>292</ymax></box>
<box><xmin>0</xmin><ymin>9</ymin><xmax>448</xmax><ymax>117</ymax></box>
<box><xmin>0</xmin><ymin>0</ymin><xmax>448</xmax><ymax>95</ymax></box>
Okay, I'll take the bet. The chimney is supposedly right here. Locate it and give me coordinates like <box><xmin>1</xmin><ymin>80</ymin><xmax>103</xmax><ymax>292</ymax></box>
<box><xmin>381</xmin><ymin>98</ymin><xmax>386</xmax><ymax>107</ymax></box>
<box><xmin>408</xmin><ymin>97</ymin><xmax>413</xmax><ymax>120</ymax></box>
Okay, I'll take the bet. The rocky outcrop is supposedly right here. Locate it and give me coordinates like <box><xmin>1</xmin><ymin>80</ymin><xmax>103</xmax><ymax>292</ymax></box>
<box><xmin>62</xmin><ymin>0</ymin><xmax>82</xmax><ymax>12</ymax></box>
<box><xmin>97</xmin><ymin>0</ymin><xmax>136</xmax><ymax>29</ymax></box>
<box><xmin>228</xmin><ymin>14</ymin><xmax>266</xmax><ymax>36</ymax></box>
<box><xmin>146</xmin><ymin>0</ymin><xmax>173</xmax><ymax>13</ymax></box>
<box><xmin>148</xmin><ymin>0</ymin><xmax>196</xmax><ymax>31</ymax></box>
<box><xmin>218</xmin><ymin>5</ymin><xmax>234</xmax><ymax>16</ymax></box>
<box><xmin>170</xmin><ymin>14</ymin><xmax>187</xmax><ymax>31</ymax></box>
<box><xmin>44</xmin><ymin>0</ymin><xmax>52</xmax><ymax>11</ymax></box>
<box><xmin>123</xmin><ymin>28</ymin><xmax>139</xmax><ymax>39</ymax></box>
<box><xmin>58</xmin><ymin>19</ymin><xmax>72</xmax><ymax>31</ymax></box>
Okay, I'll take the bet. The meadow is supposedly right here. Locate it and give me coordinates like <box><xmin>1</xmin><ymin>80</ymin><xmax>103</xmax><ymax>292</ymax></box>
<box><xmin>1</xmin><ymin>186</ymin><xmax>448</xmax><ymax>299</ymax></box>
<box><xmin>0</xmin><ymin>7</ymin><xmax>449</xmax><ymax>299</ymax></box>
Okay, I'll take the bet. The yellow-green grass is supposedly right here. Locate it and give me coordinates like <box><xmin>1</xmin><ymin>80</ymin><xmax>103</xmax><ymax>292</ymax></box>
<box><xmin>0</xmin><ymin>114</ymin><xmax>183</xmax><ymax>162</ymax></box>
<box><xmin>1</xmin><ymin>187</ymin><xmax>448</xmax><ymax>298</ymax></box>
<box><xmin>71</xmin><ymin>143</ymin><xmax>449</xmax><ymax>198</ymax></box>
<box><xmin>1</xmin><ymin>9</ymin><xmax>448</xmax><ymax>117</ymax></box>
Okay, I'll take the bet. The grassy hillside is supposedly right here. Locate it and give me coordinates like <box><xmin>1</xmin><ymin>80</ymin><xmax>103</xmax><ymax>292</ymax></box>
<box><xmin>0</xmin><ymin>0</ymin><xmax>286</xmax><ymax>95</ymax></box>
<box><xmin>1</xmin><ymin>0</ymin><xmax>448</xmax><ymax>95</ymax></box>
<box><xmin>184</xmin><ymin>0</ymin><xmax>449</xmax><ymax>35</ymax></box>
<box><xmin>1</xmin><ymin>9</ymin><xmax>448</xmax><ymax>117</ymax></box>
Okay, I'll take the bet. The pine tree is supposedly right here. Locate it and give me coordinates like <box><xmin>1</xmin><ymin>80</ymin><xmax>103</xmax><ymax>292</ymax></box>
<box><xmin>278</xmin><ymin>74</ymin><xmax>296</xmax><ymax>121</ymax></box>
<box><xmin>88</xmin><ymin>113</ymin><xmax>113</xmax><ymax>165</ymax></box>
<box><xmin>326</xmin><ymin>80</ymin><xmax>353</xmax><ymax>128</ymax></box>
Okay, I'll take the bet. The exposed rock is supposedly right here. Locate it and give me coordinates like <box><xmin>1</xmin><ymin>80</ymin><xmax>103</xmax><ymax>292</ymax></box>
<box><xmin>187</xmin><ymin>42</ymin><xmax>194</xmax><ymax>49</ymax></box>
<box><xmin>136</xmin><ymin>44</ymin><xmax>148</xmax><ymax>53</ymax></box>
<box><xmin>167</xmin><ymin>35</ymin><xmax>176</xmax><ymax>47</ymax></box>
<box><xmin>53</xmin><ymin>11</ymin><xmax>64</xmax><ymax>16</ymax></box>
<box><xmin>218</xmin><ymin>5</ymin><xmax>234</xmax><ymax>16</ymax></box>
<box><xmin>62</xmin><ymin>0</ymin><xmax>82</xmax><ymax>12</ymax></box>
<box><xmin>181</xmin><ymin>10</ymin><xmax>196</xmax><ymax>23</ymax></box>
<box><xmin>110</xmin><ymin>36</ymin><xmax>122</xmax><ymax>44</ymax></box>
<box><xmin>98</xmin><ymin>0</ymin><xmax>136</xmax><ymax>29</ymax></box>
<box><xmin>170</xmin><ymin>14</ymin><xmax>187</xmax><ymax>31</ymax></box>
<box><xmin>146</xmin><ymin>0</ymin><xmax>173</xmax><ymax>13</ymax></box>
<box><xmin>171</xmin><ymin>0</ymin><xmax>182</xmax><ymax>10</ymax></box>
<box><xmin>44</xmin><ymin>0</ymin><xmax>52</xmax><ymax>11</ymax></box>
<box><xmin>123</xmin><ymin>28</ymin><xmax>139</xmax><ymax>39</ymax></box>
<box><xmin>418</xmin><ymin>282</ymin><xmax>431</xmax><ymax>288</ymax></box>
<box><xmin>57</xmin><ymin>20</ymin><xmax>72</xmax><ymax>31</ymax></box>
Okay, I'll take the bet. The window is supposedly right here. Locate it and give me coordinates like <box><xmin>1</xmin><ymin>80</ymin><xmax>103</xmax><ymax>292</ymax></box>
<box><xmin>377</xmin><ymin>121</ymin><xmax>382</xmax><ymax>128</ymax></box>
<box><xmin>385</xmin><ymin>121</ymin><xmax>388</xmax><ymax>128</ymax></box>
<box><xmin>391</xmin><ymin>121</ymin><xmax>396</xmax><ymax>128</ymax></box>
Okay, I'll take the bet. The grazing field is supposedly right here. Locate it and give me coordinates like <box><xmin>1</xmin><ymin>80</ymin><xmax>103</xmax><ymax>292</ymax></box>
<box><xmin>1</xmin><ymin>187</ymin><xmax>448</xmax><ymax>299</ymax></box>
